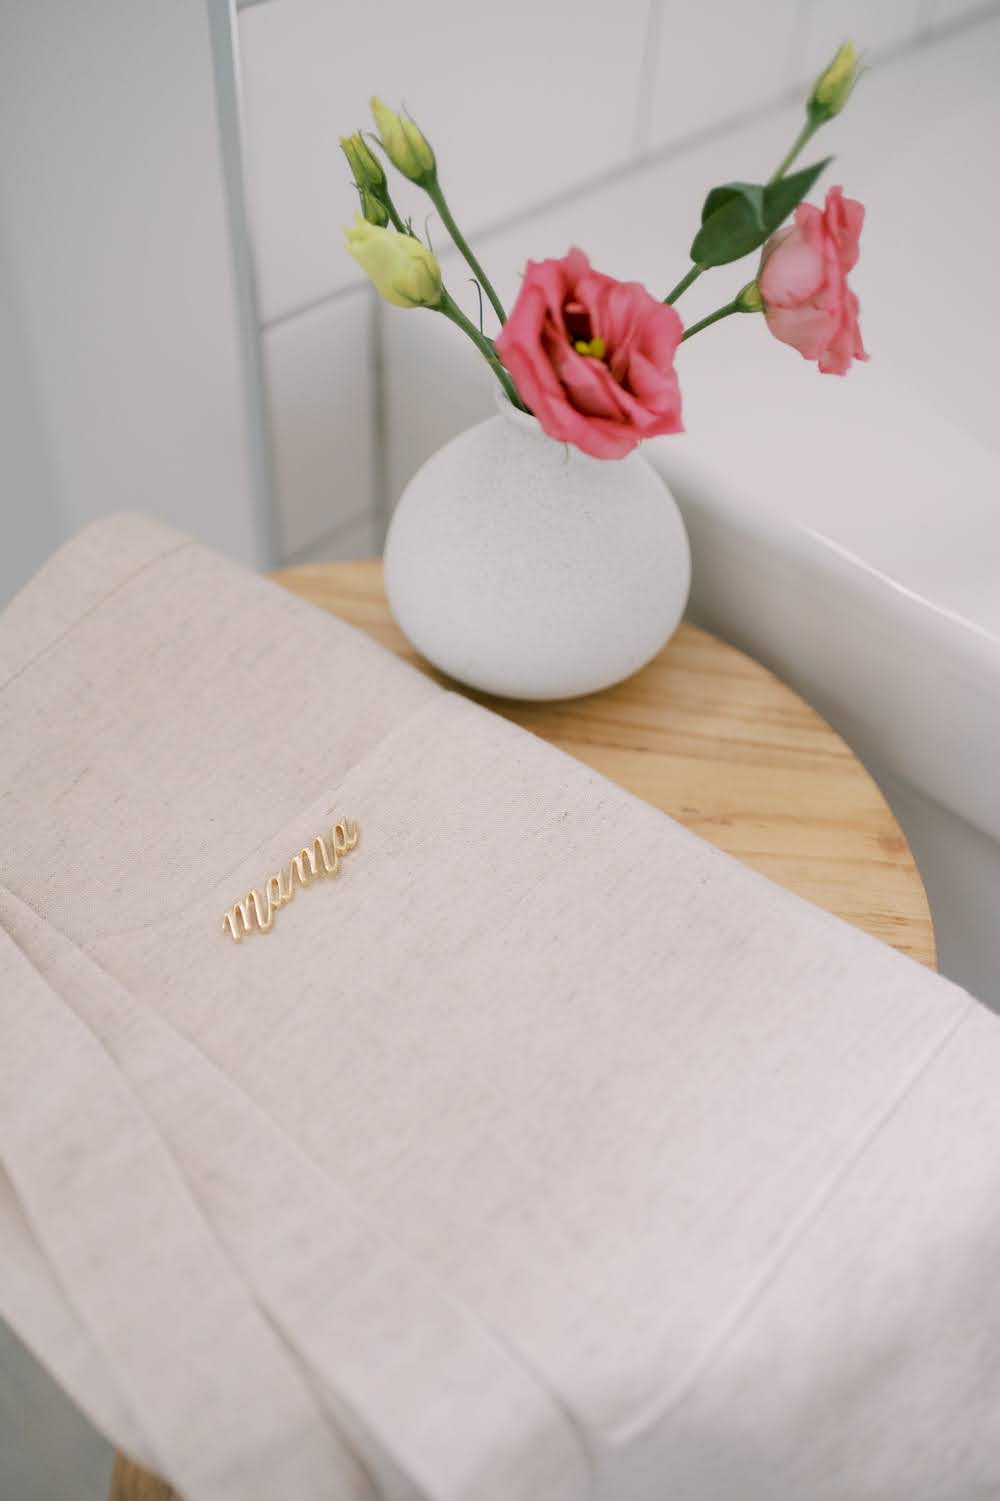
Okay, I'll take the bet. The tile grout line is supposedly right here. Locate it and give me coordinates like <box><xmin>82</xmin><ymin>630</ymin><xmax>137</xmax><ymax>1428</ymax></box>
<box><xmin>369</xmin><ymin>291</ymin><xmax>390</xmax><ymax>544</ymax></box>
<box><xmin>631</xmin><ymin>0</ymin><xmax>665</xmax><ymax>162</ymax></box>
<box><xmin>207</xmin><ymin>0</ymin><xmax>281</xmax><ymax>568</ymax></box>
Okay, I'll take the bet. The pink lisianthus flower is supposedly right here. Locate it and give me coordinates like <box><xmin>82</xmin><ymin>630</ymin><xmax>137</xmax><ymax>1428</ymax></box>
<box><xmin>495</xmin><ymin>249</ymin><xmax>684</xmax><ymax>459</ymax></box>
<box><xmin>759</xmin><ymin>185</ymin><xmax>868</xmax><ymax>374</ymax></box>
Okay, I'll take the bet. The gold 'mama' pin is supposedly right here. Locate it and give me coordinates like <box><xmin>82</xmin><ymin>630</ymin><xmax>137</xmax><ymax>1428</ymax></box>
<box><xmin>222</xmin><ymin>819</ymin><xmax>359</xmax><ymax>942</ymax></box>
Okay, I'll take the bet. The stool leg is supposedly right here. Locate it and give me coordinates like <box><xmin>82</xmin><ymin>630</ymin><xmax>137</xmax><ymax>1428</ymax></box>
<box><xmin>108</xmin><ymin>1452</ymin><xmax>183</xmax><ymax>1501</ymax></box>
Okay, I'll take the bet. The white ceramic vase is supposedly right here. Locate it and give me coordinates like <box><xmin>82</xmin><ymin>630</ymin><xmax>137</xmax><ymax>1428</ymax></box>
<box><xmin>384</xmin><ymin>396</ymin><xmax>691</xmax><ymax>700</ymax></box>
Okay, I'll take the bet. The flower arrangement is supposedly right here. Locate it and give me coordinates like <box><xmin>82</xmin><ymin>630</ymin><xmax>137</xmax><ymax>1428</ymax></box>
<box><xmin>342</xmin><ymin>43</ymin><xmax>865</xmax><ymax>462</ymax></box>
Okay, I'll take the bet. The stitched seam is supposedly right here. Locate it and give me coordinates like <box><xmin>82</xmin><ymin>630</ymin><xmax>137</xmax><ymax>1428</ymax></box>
<box><xmin>609</xmin><ymin>996</ymin><xmax>977</xmax><ymax>1445</ymax></box>
<box><xmin>0</xmin><ymin>539</ymin><xmax>195</xmax><ymax>696</ymax></box>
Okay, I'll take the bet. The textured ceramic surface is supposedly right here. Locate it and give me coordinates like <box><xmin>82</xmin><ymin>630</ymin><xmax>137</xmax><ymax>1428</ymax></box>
<box><xmin>384</xmin><ymin>399</ymin><xmax>690</xmax><ymax>700</ymax></box>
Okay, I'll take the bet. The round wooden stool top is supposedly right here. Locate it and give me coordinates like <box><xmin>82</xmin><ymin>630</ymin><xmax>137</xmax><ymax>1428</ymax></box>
<box><xmin>278</xmin><ymin>560</ymin><xmax>935</xmax><ymax>967</ymax></box>
<box><xmin>109</xmin><ymin>557</ymin><xmax>936</xmax><ymax>1501</ymax></box>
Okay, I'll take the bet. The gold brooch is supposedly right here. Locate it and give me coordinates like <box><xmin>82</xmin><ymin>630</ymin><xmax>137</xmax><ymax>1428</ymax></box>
<box><xmin>222</xmin><ymin>819</ymin><xmax>359</xmax><ymax>942</ymax></box>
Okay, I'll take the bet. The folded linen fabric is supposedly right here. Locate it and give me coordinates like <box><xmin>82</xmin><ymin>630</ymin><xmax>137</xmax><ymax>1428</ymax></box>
<box><xmin>1</xmin><ymin>514</ymin><xmax>998</xmax><ymax>1501</ymax></box>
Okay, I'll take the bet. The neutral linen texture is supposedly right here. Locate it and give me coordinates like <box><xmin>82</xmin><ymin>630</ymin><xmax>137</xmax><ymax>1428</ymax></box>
<box><xmin>1</xmin><ymin>513</ymin><xmax>999</xmax><ymax>1500</ymax></box>
<box><xmin>0</xmin><ymin>925</ymin><xmax>371</xmax><ymax>1501</ymax></box>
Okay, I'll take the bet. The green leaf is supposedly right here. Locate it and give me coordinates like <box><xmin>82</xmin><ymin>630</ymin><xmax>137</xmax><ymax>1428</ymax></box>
<box><xmin>700</xmin><ymin>181</ymin><xmax>765</xmax><ymax>229</ymax></box>
<box><xmin>691</xmin><ymin>185</ymin><xmax>768</xmax><ymax>268</ymax></box>
<box><xmin>690</xmin><ymin>157</ymin><xmax>832</xmax><ymax>268</ymax></box>
<box><xmin>760</xmin><ymin>156</ymin><xmax>832</xmax><ymax>235</ymax></box>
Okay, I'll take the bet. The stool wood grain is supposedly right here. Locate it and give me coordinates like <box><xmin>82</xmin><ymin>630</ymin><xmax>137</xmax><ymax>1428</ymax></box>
<box><xmin>109</xmin><ymin>558</ymin><xmax>936</xmax><ymax>1501</ymax></box>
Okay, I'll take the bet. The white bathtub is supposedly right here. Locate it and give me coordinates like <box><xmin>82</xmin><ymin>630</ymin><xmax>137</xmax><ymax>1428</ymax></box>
<box><xmin>647</xmin><ymin>21</ymin><xmax>1000</xmax><ymax>1004</ymax></box>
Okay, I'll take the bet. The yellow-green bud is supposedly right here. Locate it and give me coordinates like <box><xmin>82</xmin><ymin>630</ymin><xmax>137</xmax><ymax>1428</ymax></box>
<box><xmin>358</xmin><ymin>189</ymin><xmax>389</xmax><ymax>228</ymax></box>
<box><xmin>809</xmin><ymin>41</ymin><xmax>858</xmax><ymax>121</ymax></box>
<box><xmin>340</xmin><ymin>132</ymin><xmax>387</xmax><ymax>195</ymax></box>
<box><xmin>370</xmin><ymin>97</ymin><xmax>435</xmax><ymax>183</ymax></box>
<box><xmin>343</xmin><ymin>216</ymin><xmax>443</xmax><ymax>309</ymax></box>
<box><xmin>736</xmin><ymin>280</ymin><xmax>764</xmax><ymax>313</ymax></box>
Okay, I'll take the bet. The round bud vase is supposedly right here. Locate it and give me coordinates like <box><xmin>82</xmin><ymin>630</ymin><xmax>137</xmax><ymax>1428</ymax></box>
<box><xmin>384</xmin><ymin>394</ymin><xmax>691</xmax><ymax>701</ymax></box>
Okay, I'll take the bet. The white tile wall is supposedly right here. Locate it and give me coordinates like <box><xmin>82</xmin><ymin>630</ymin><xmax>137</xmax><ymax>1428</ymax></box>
<box><xmin>286</xmin><ymin>511</ymin><xmax>380</xmax><ymax>565</ymax></box>
<box><xmin>262</xmin><ymin>287</ymin><xmax>375</xmax><ymax>558</ymax></box>
<box><xmin>0</xmin><ymin>213</ymin><xmax>63</xmax><ymax>606</ymax></box>
<box><xmin>383</xmin><ymin>300</ymin><xmax>500</xmax><ymax>509</ymax></box>
<box><xmin>926</xmin><ymin>0</ymin><xmax>997</xmax><ymax>20</ymax></box>
<box><xmin>235</xmin><ymin>0</ymin><xmax>1000</xmax><ymax>563</ymax></box>
<box><xmin>0</xmin><ymin>0</ymin><xmax>270</xmax><ymax>581</ymax></box>
<box><xmin>237</xmin><ymin>0</ymin><xmax>651</xmax><ymax>324</ymax></box>
<box><xmin>646</xmin><ymin>0</ymin><xmax>800</xmax><ymax>150</ymax></box>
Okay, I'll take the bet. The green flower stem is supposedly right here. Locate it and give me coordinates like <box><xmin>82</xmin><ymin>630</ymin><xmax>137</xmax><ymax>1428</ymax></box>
<box><xmin>437</xmin><ymin>290</ymin><xmax>527</xmax><ymax>410</ymax></box>
<box><xmin>383</xmin><ymin>196</ymin><xmax>409</xmax><ymax>235</ymax></box>
<box><xmin>425</xmin><ymin>178</ymin><xmax>507</xmax><ymax>326</ymax></box>
<box><xmin>376</xmin><ymin>179</ymin><xmax>416</xmax><ymax>237</ymax></box>
<box><xmin>665</xmin><ymin>112</ymin><xmax>824</xmax><ymax>311</ymax></box>
<box><xmin>664</xmin><ymin>263</ymin><xmax>704</xmax><ymax>305</ymax></box>
<box><xmin>680</xmin><ymin>298</ymin><xmax>749</xmax><ymax>343</ymax></box>
<box><xmin>768</xmin><ymin>117</ymin><xmax>820</xmax><ymax>184</ymax></box>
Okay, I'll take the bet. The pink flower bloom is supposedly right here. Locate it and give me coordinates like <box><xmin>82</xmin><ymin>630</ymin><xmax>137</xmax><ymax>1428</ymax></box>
<box><xmin>759</xmin><ymin>185</ymin><xmax>868</xmax><ymax>375</ymax></box>
<box><xmin>495</xmin><ymin>249</ymin><xmax>684</xmax><ymax>459</ymax></box>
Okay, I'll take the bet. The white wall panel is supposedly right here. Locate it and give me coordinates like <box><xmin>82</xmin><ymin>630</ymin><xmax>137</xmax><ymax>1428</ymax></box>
<box><xmin>237</xmin><ymin>0</ymin><xmax>650</xmax><ymax>322</ymax></box>
<box><xmin>263</xmin><ymin>289</ymin><xmax>375</xmax><ymax>558</ymax></box>
<box><xmin>0</xmin><ymin>212</ymin><xmax>63</xmax><ymax>606</ymax></box>
<box><xmin>926</xmin><ymin>0</ymin><xmax>1000</xmax><ymax>22</ymax></box>
<box><xmin>646</xmin><ymin>0</ymin><xmax>800</xmax><ymax>152</ymax></box>
<box><xmin>383</xmin><ymin>302</ymin><xmax>498</xmax><ymax>511</ymax></box>
<box><xmin>0</xmin><ymin>0</ymin><xmax>269</xmax><ymax>572</ymax></box>
<box><xmin>287</xmin><ymin>511</ymin><xmax>379</xmax><ymax>565</ymax></box>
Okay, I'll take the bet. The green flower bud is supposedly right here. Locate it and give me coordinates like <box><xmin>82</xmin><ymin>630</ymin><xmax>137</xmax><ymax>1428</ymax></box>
<box><xmin>340</xmin><ymin>131</ymin><xmax>387</xmax><ymax>195</ymax></box>
<box><xmin>809</xmin><ymin>41</ymin><xmax>858</xmax><ymax>122</ymax></box>
<box><xmin>370</xmin><ymin>97</ymin><xmax>435</xmax><ymax>184</ymax></box>
<box><xmin>344</xmin><ymin>216</ymin><xmax>443</xmax><ymax>308</ymax></box>
<box><xmin>358</xmin><ymin>188</ymin><xmax>389</xmax><ymax>227</ymax></box>
<box><xmin>736</xmin><ymin>280</ymin><xmax>764</xmax><ymax>313</ymax></box>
